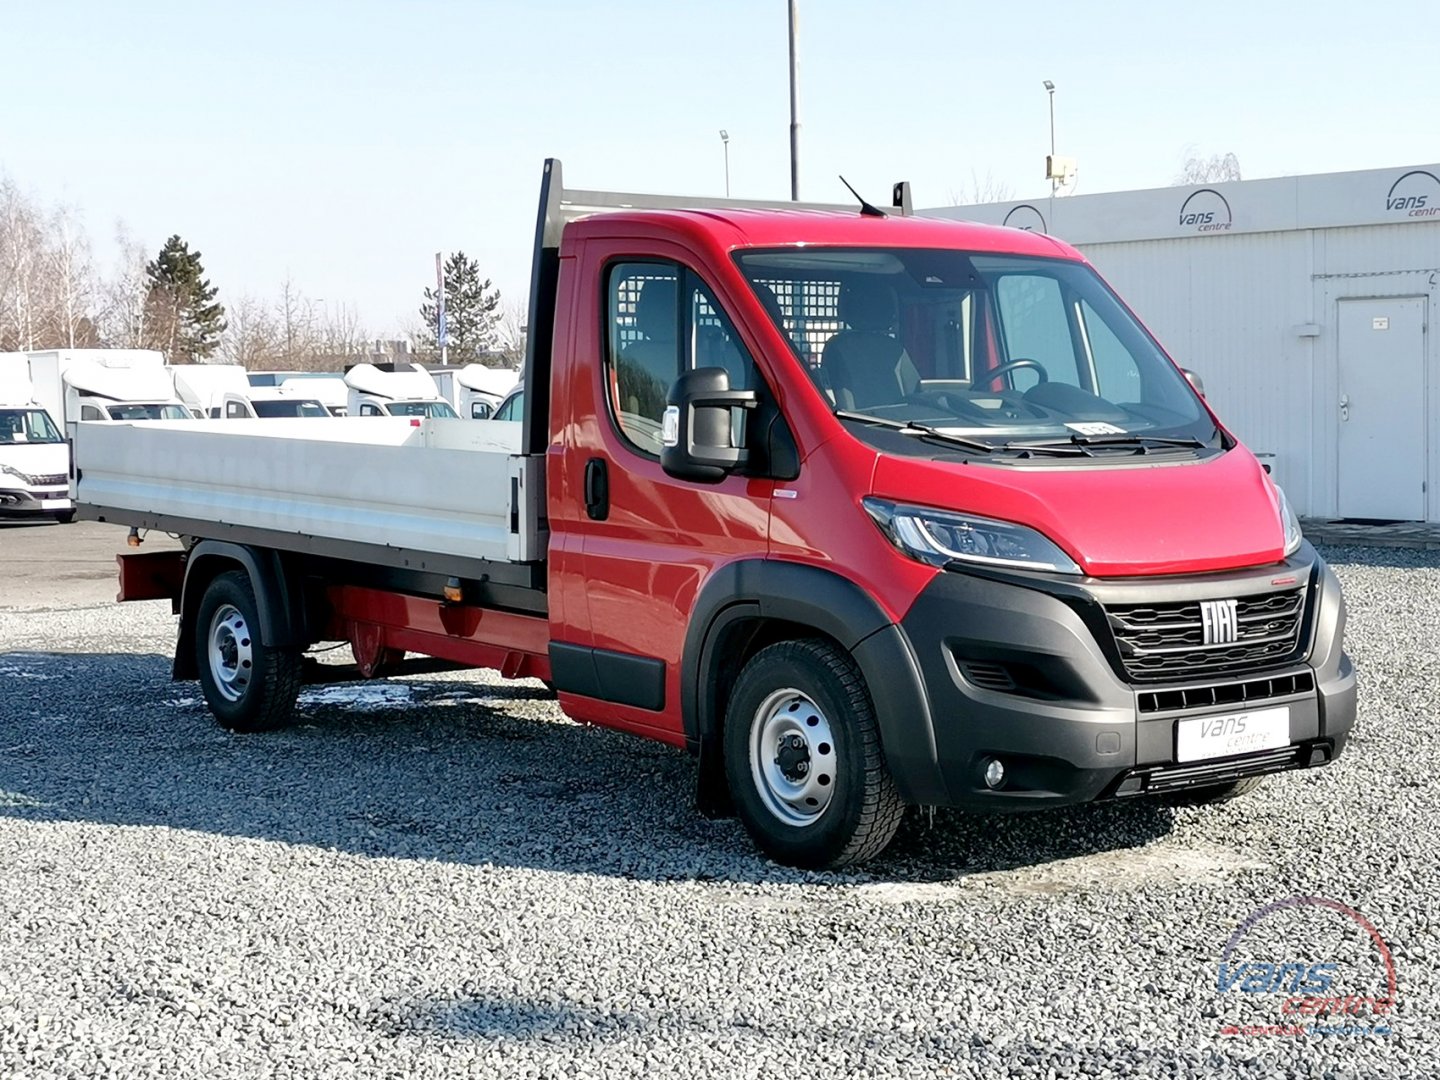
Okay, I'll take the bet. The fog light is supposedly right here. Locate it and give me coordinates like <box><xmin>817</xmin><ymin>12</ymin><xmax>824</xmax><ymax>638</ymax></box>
<box><xmin>983</xmin><ymin>758</ymin><xmax>1005</xmax><ymax>789</ymax></box>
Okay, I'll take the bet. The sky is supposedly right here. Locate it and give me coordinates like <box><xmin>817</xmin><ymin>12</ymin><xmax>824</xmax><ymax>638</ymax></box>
<box><xmin>1</xmin><ymin>0</ymin><xmax>1435</xmax><ymax>336</ymax></box>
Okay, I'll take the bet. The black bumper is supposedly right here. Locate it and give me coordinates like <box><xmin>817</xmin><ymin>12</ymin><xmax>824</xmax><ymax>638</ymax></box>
<box><xmin>0</xmin><ymin>486</ymin><xmax>71</xmax><ymax>518</ymax></box>
<box><xmin>871</xmin><ymin>542</ymin><xmax>1354</xmax><ymax>808</ymax></box>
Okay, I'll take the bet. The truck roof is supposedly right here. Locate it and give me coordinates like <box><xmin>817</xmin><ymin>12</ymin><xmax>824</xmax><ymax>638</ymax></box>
<box><xmin>566</xmin><ymin>207</ymin><xmax>1084</xmax><ymax>260</ymax></box>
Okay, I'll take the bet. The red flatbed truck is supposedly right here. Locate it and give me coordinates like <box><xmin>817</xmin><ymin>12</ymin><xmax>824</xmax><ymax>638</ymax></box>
<box><xmin>74</xmin><ymin>161</ymin><xmax>1355</xmax><ymax>867</ymax></box>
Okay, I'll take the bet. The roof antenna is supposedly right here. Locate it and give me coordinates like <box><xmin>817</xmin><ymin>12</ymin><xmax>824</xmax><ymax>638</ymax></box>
<box><xmin>838</xmin><ymin>175</ymin><xmax>886</xmax><ymax>218</ymax></box>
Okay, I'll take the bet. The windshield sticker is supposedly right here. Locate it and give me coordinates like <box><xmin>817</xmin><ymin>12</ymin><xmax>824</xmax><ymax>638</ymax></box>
<box><xmin>1065</xmin><ymin>422</ymin><xmax>1127</xmax><ymax>436</ymax></box>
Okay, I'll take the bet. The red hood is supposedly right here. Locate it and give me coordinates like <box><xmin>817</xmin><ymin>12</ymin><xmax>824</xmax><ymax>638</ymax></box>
<box><xmin>871</xmin><ymin>447</ymin><xmax>1287</xmax><ymax>577</ymax></box>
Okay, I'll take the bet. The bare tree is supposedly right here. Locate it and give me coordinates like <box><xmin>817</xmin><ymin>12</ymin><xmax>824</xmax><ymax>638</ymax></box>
<box><xmin>97</xmin><ymin>224</ymin><xmax>153</xmax><ymax>348</ymax></box>
<box><xmin>1174</xmin><ymin>148</ymin><xmax>1242</xmax><ymax>185</ymax></box>
<box><xmin>0</xmin><ymin>176</ymin><xmax>44</xmax><ymax>350</ymax></box>
<box><xmin>46</xmin><ymin>204</ymin><xmax>98</xmax><ymax>348</ymax></box>
<box><xmin>219</xmin><ymin>293</ymin><xmax>282</xmax><ymax>368</ymax></box>
<box><xmin>947</xmin><ymin>170</ymin><xmax>1017</xmax><ymax>207</ymax></box>
<box><xmin>495</xmin><ymin>298</ymin><xmax>527</xmax><ymax>366</ymax></box>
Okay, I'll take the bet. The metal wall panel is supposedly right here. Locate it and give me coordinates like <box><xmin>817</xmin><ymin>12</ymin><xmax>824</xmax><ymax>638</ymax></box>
<box><xmin>1074</xmin><ymin>220</ymin><xmax>1440</xmax><ymax>520</ymax></box>
<box><xmin>1081</xmin><ymin>232</ymin><xmax>1318</xmax><ymax>512</ymax></box>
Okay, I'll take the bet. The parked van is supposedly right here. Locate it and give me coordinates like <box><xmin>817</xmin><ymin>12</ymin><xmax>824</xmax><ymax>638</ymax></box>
<box><xmin>344</xmin><ymin>363</ymin><xmax>458</xmax><ymax>418</ymax></box>
<box><xmin>0</xmin><ymin>360</ymin><xmax>71</xmax><ymax>522</ymax></box>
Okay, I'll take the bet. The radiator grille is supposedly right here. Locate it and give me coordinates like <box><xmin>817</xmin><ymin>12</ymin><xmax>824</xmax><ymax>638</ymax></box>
<box><xmin>1106</xmin><ymin>588</ymin><xmax>1306</xmax><ymax>682</ymax></box>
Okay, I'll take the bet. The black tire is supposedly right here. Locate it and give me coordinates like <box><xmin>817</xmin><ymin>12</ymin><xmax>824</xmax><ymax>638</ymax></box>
<box><xmin>194</xmin><ymin>570</ymin><xmax>302</xmax><ymax>732</ymax></box>
<box><xmin>52</xmin><ymin>511</ymin><xmax>75</xmax><ymax>524</ymax></box>
<box><xmin>1162</xmin><ymin>775</ymin><xmax>1266</xmax><ymax>806</ymax></box>
<box><xmin>723</xmin><ymin>638</ymin><xmax>904</xmax><ymax>869</ymax></box>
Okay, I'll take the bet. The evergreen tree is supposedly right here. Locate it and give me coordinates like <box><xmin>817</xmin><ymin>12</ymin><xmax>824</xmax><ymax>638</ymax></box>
<box><xmin>419</xmin><ymin>251</ymin><xmax>502</xmax><ymax>363</ymax></box>
<box><xmin>143</xmin><ymin>234</ymin><xmax>226</xmax><ymax>362</ymax></box>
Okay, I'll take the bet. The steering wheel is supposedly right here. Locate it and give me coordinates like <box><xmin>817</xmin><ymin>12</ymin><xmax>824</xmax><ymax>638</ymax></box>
<box><xmin>984</xmin><ymin>358</ymin><xmax>1048</xmax><ymax>388</ymax></box>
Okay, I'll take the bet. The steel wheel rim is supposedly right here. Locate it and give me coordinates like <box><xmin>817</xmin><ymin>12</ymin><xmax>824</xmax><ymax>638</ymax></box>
<box><xmin>207</xmin><ymin>603</ymin><xmax>254</xmax><ymax>703</ymax></box>
<box><xmin>749</xmin><ymin>687</ymin><xmax>838</xmax><ymax>828</ymax></box>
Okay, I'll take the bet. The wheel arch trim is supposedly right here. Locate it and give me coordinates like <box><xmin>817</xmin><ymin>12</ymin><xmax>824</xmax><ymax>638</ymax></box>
<box><xmin>681</xmin><ymin>559</ymin><xmax>948</xmax><ymax>804</ymax></box>
<box><xmin>174</xmin><ymin>541</ymin><xmax>306</xmax><ymax>680</ymax></box>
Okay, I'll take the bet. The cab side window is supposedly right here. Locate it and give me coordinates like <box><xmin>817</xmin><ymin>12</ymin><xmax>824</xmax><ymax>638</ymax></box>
<box><xmin>605</xmin><ymin>262</ymin><xmax>757</xmax><ymax>456</ymax></box>
<box><xmin>81</xmin><ymin>405</ymin><xmax>103</xmax><ymax>420</ymax></box>
<box><xmin>226</xmin><ymin>401</ymin><xmax>247</xmax><ymax>418</ymax></box>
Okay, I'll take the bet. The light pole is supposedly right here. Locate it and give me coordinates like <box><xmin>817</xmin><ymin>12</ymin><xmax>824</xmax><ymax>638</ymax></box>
<box><xmin>1043</xmin><ymin>80</ymin><xmax>1056</xmax><ymax>196</ymax></box>
<box><xmin>720</xmin><ymin>129</ymin><xmax>730</xmax><ymax>197</ymax></box>
<box><xmin>788</xmin><ymin>0</ymin><xmax>800</xmax><ymax>200</ymax></box>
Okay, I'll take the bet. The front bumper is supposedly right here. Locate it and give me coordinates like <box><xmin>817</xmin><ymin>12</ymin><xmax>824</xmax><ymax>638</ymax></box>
<box><xmin>0</xmin><ymin>484</ymin><xmax>71</xmax><ymax>518</ymax></box>
<box><xmin>881</xmin><ymin>541</ymin><xmax>1354</xmax><ymax>808</ymax></box>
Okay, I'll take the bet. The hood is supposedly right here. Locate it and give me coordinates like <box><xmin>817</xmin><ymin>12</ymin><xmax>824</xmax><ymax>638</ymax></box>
<box><xmin>871</xmin><ymin>447</ymin><xmax>1286</xmax><ymax>577</ymax></box>
<box><xmin>0</xmin><ymin>441</ymin><xmax>69</xmax><ymax>482</ymax></box>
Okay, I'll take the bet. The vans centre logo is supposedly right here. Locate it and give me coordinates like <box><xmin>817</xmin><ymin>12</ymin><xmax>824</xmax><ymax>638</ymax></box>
<box><xmin>1385</xmin><ymin>170</ymin><xmax>1440</xmax><ymax>218</ymax></box>
<box><xmin>1178</xmin><ymin>188</ymin><xmax>1233</xmax><ymax>233</ymax></box>
<box><xmin>1214</xmin><ymin>895</ymin><xmax>1397</xmax><ymax>1038</ymax></box>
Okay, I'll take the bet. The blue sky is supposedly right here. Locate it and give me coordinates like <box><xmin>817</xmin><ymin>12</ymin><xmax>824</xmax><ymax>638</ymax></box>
<box><xmin>1</xmin><ymin>0</ymin><xmax>1434</xmax><ymax>333</ymax></box>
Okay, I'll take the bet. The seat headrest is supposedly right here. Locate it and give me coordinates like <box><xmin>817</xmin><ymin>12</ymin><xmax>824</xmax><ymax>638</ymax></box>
<box><xmin>839</xmin><ymin>282</ymin><xmax>898</xmax><ymax>332</ymax></box>
<box><xmin>635</xmin><ymin>277</ymin><xmax>679</xmax><ymax>344</ymax></box>
<box><xmin>753</xmin><ymin>283</ymin><xmax>788</xmax><ymax>333</ymax></box>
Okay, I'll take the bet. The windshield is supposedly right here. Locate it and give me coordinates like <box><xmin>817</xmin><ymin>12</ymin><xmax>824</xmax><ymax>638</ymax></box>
<box><xmin>736</xmin><ymin>248</ymin><xmax>1214</xmax><ymax>453</ymax></box>
<box><xmin>388</xmin><ymin>400</ymin><xmax>458</xmax><ymax>419</ymax></box>
<box><xmin>106</xmin><ymin>403</ymin><xmax>193</xmax><ymax>421</ymax></box>
<box><xmin>253</xmin><ymin>399</ymin><xmax>329</xmax><ymax>418</ymax></box>
<box><xmin>0</xmin><ymin>408</ymin><xmax>63</xmax><ymax>444</ymax></box>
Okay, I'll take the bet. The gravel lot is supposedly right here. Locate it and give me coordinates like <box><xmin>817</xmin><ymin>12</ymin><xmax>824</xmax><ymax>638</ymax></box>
<box><xmin>0</xmin><ymin>523</ymin><xmax>1435</xmax><ymax>1078</ymax></box>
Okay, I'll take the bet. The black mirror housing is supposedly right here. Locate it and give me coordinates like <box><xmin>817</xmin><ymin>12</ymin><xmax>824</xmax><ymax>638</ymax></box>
<box><xmin>661</xmin><ymin>367</ymin><xmax>758</xmax><ymax>482</ymax></box>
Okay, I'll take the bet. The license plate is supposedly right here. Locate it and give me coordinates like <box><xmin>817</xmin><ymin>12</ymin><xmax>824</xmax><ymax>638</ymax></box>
<box><xmin>40</xmin><ymin>499</ymin><xmax>70</xmax><ymax>510</ymax></box>
<box><xmin>1176</xmin><ymin>706</ymin><xmax>1290</xmax><ymax>762</ymax></box>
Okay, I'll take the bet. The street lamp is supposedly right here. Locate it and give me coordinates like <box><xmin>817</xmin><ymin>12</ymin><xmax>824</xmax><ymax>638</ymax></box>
<box><xmin>719</xmin><ymin>129</ymin><xmax>730</xmax><ymax>197</ymax></box>
<box><xmin>1043</xmin><ymin>80</ymin><xmax>1056</xmax><ymax>196</ymax></box>
<box><xmin>788</xmin><ymin>0</ymin><xmax>800</xmax><ymax>200</ymax></box>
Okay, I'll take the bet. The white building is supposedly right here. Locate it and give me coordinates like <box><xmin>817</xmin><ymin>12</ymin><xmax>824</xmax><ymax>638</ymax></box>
<box><xmin>927</xmin><ymin>164</ymin><xmax>1440</xmax><ymax>523</ymax></box>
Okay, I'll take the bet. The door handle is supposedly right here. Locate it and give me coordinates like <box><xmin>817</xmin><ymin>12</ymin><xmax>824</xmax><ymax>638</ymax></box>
<box><xmin>1339</xmin><ymin>394</ymin><xmax>1350</xmax><ymax>422</ymax></box>
<box><xmin>584</xmin><ymin>457</ymin><xmax>609</xmax><ymax>521</ymax></box>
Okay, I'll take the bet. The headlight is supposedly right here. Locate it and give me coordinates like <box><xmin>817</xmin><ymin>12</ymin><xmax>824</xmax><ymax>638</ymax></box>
<box><xmin>1276</xmin><ymin>485</ymin><xmax>1303</xmax><ymax>556</ymax></box>
<box><xmin>863</xmin><ymin>497</ymin><xmax>1081</xmax><ymax>574</ymax></box>
<box><xmin>0</xmin><ymin>464</ymin><xmax>23</xmax><ymax>481</ymax></box>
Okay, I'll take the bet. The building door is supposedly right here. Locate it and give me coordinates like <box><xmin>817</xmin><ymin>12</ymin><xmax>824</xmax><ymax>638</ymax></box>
<box><xmin>1336</xmin><ymin>297</ymin><xmax>1427</xmax><ymax>521</ymax></box>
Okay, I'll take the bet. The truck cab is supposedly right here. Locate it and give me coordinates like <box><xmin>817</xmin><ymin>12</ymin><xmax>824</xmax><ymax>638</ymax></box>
<box><xmin>530</xmin><ymin>167</ymin><xmax>1352</xmax><ymax>866</ymax></box>
<box><xmin>0</xmin><ymin>361</ymin><xmax>71</xmax><ymax>522</ymax></box>
<box><xmin>221</xmin><ymin>388</ymin><xmax>331</xmax><ymax>419</ymax></box>
<box><xmin>344</xmin><ymin>362</ymin><xmax>460</xmax><ymax>418</ymax></box>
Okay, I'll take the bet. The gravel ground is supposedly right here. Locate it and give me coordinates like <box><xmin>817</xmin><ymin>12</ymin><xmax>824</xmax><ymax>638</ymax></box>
<box><xmin>0</xmin><ymin>543</ymin><xmax>1435</xmax><ymax>1078</ymax></box>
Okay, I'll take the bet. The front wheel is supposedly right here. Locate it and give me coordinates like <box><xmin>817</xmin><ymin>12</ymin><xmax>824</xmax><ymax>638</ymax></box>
<box><xmin>51</xmin><ymin>510</ymin><xmax>75</xmax><ymax>524</ymax></box>
<box><xmin>194</xmin><ymin>570</ymin><xmax>302</xmax><ymax>732</ymax></box>
<box><xmin>723</xmin><ymin>639</ymin><xmax>904</xmax><ymax>869</ymax></box>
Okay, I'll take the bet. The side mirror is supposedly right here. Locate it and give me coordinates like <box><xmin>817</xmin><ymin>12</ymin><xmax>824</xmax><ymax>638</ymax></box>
<box><xmin>1182</xmin><ymin>369</ymin><xmax>1206</xmax><ymax>398</ymax></box>
<box><xmin>661</xmin><ymin>367</ymin><xmax>758</xmax><ymax>482</ymax></box>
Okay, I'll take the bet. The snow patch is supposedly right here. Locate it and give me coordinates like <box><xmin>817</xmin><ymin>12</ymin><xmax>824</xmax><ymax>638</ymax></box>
<box><xmin>0</xmin><ymin>666</ymin><xmax>60</xmax><ymax>680</ymax></box>
<box><xmin>299</xmin><ymin>684</ymin><xmax>416</xmax><ymax>711</ymax></box>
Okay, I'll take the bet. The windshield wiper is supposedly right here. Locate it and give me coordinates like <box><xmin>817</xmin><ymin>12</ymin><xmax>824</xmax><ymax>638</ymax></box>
<box><xmin>834</xmin><ymin>410</ymin><xmax>996</xmax><ymax>454</ymax></box>
<box><xmin>1010</xmin><ymin>433</ymin><xmax>1208</xmax><ymax>455</ymax></box>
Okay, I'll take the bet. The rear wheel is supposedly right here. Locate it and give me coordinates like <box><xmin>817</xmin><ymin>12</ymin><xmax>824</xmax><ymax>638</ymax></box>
<box><xmin>723</xmin><ymin>639</ymin><xmax>904</xmax><ymax>869</ymax></box>
<box><xmin>195</xmin><ymin>570</ymin><xmax>302</xmax><ymax>732</ymax></box>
